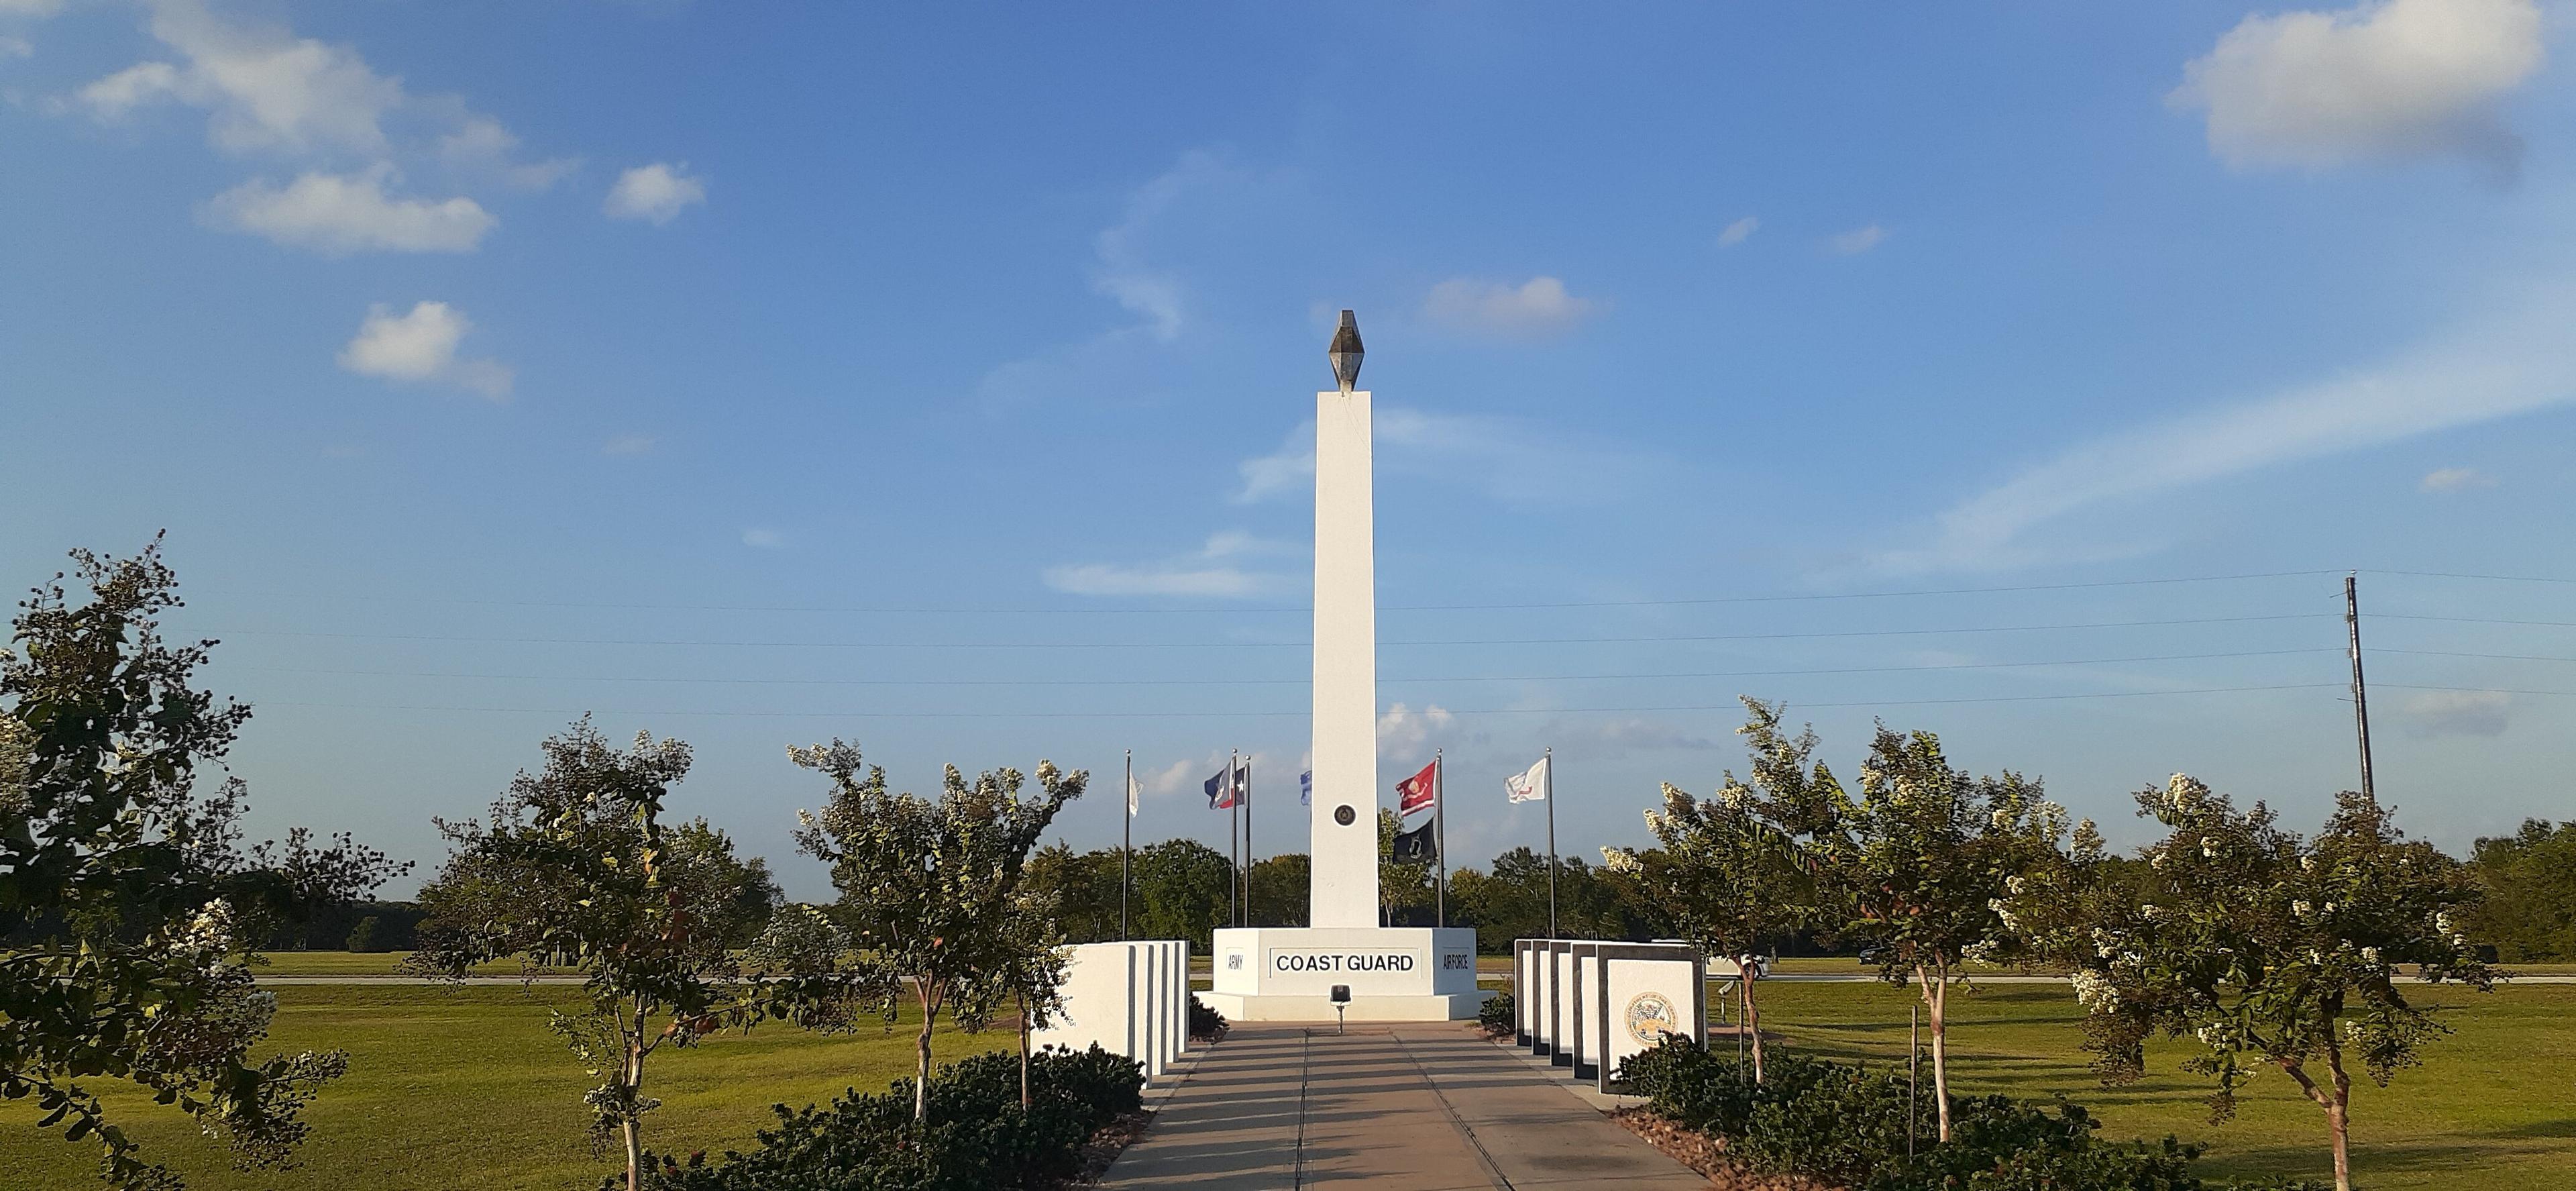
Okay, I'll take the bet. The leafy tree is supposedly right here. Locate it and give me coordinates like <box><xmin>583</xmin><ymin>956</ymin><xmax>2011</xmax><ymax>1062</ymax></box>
<box><xmin>1798</xmin><ymin>713</ymin><xmax>2064</xmax><ymax>1141</ymax></box>
<box><xmin>788</xmin><ymin>740</ymin><xmax>1083</xmax><ymax>1121</ymax></box>
<box><xmin>406</xmin><ymin>719</ymin><xmax>788</xmax><ymax>1191</ymax></box>
<box><xmin>1</xmin><ymin>543</ymin><xmax>381</xmax><ymax>1190</ymax></box>
<box><xmin>1024</xmin><ymin>843</ymin><xmax>1124</xmax><ymax>943</ymax></box>
<box><xmin>1377</xmin><ymin>808</ymin><xmax>1432</xmax><ymax>925</ymax></box>
<box><xmin>2003</xmin><ymin>776</ymin><xmax>2492</xmax><ymax>1191</ymax></box>
<box><xmin>1128</xmin><ymin>838</ymin><xmax>1230</xmax><ymax>947</ymax></box>
<box><xmin>962</xmin><ymin>888</ymin><xmax>1070</xmax><ymax>1109</ymax></box>
<box><xmin>2463</xmin><ymin>819</ymin><xmax>2576</xmax><ymax>962</ymax></box>
<box><xmin>1246</xmin><ymin>851</ymin><xmax>1309</xmax><ymax>927</ymax></box>
<box><xmin>1605</xmin><ymin>715</ymin><xmax>1825</xmax><ymax>1082</ymax></box>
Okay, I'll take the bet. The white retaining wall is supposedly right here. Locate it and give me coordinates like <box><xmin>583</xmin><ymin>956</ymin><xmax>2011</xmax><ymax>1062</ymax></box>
<box><xmin>1515</xmin><ymin>937</ymin><xmax>1707</xmax><ymax>1093</ymax></box>
<box><xmin>1031</xmin><ymin>939</ymin><xmax>1190</xmax><ymax>1080</ymax></box>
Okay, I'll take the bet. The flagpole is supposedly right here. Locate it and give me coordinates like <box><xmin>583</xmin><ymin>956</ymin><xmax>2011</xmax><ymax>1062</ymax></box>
<box><xmin>1228</xmin><ymin>749</ymin><xmax>1240</xmax><ymax>929</ymax></box>
<box><xmin>1544</xmin><ymin>746</ymin><xmax>1558</xmax><ymax>938</ymax></box>
<box><xmin>1121</xmin><ymin>750</ymin><xmax>1132</xmax><ymax>942</ymax></box>
<box><xmin>1242</xmin><ymin>755</ymin><xmax>1254</xmax><ymax>927</ymax></box>
<box><xmin>1434</xmin><ymin>749</ymin><xmax>1447</xmax><ymax>929</ymax></box>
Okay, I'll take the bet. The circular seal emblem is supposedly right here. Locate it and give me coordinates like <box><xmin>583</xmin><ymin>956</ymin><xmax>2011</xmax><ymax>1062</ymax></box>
<box><xmin>1334</xmin><ymin>804</ymin><xmax>1356</xmax><ymax>826</ymax></box>
<box><xmin>1625</xmin><ymin>992</ymin><xmax>1679</xmax><ymax>1045</ymax></box>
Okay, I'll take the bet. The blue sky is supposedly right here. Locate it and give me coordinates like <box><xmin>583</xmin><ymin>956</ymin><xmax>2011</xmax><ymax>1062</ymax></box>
<box><xmin>7</xmin><ymin>1</ymin><xmax>2575</xmax><ymax>899</ymax></box>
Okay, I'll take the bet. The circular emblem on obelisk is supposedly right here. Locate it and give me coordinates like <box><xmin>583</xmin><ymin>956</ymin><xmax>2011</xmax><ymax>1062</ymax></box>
<box><xmin>1625</xmin><ymin>992</ymin><xmax>1679</xmax><ymax>1045</ymax></box>
<box><xmin>1334</xmin><ymin>804</ymin><xmax>1356</xmax><ymax>826</ymax></box>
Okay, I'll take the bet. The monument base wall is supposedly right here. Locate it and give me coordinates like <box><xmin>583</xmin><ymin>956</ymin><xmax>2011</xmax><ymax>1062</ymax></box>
<box><xmin>1205</xmin><ymin>925</ymin><xmax>1487</xmax><ymax>1022</ymax></box>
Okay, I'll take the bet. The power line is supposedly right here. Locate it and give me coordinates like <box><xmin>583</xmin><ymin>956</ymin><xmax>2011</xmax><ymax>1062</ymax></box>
<box><xmin>256</xmin><ymin>682</ymin><xmax>2340</xmax><ymax>721</ymax></box>
<box><xmin>2373</xmin><ymin>648</ymin><xmax>2576</xmax><ymax>664</ymax></box>
<box><xmin>211</xmin><ymin>612</ymin><xmax>2337</xmax><ymax>650</ymax></box>
<box><xmin>2371</xmin><ymin>614</ymin><xmax>2576</xmax><ymax>629</ymax></box>
<box><xmin>229</xmin><ymin>648</ymin><xmax>2337</xmax><ymax>688</ymax></box>
<box><xmin>2365</xmin><ymin>568</ymin><xmax>2576</xmax><ymax>585</ymax></box>
<box><xmin>199</xmin><ymin>568</ymin><xmax>2341</xmax><ymax>616</ymax></box>
<box><xmin>2379</xmin><ymin>682</ymin><xmax>2576</xmax><ymax>698</ymax></box>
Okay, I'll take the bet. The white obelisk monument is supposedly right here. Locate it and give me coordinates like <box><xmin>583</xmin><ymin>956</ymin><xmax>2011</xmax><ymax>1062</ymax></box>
<box><xmin>1201</xmin><ymin>311</ymin><xmax>1484</xmax><ymax>1022</ymax></box>
<box><xmin>1308</xmin><ymin>310</ymin><xmax>1379</xmax><ymax>928</ymax></box>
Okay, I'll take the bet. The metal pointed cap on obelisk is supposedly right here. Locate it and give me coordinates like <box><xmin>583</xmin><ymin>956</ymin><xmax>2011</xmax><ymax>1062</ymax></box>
<box><xmin>1328</xmin><ymin>309</ymin><xmax>1364</xmax><ymax>393</ymax></box>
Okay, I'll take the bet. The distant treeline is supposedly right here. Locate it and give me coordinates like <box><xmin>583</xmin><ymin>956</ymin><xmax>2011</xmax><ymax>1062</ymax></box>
<box><xmin>1016</xmin><ymin>817</ymin><xmax>2576</xmax><ymax>961</ymax></box>
<box><xmin>247</xmin><ymin>819</ymin><xmax>2576</xmax><ymax>960</ymax></box>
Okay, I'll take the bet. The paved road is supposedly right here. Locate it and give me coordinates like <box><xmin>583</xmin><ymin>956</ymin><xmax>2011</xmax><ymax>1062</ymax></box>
<box><xmin>1101</xmin><ymin>1022</ymin><xmax>1703</xmax><ymax>1190</ymax></box>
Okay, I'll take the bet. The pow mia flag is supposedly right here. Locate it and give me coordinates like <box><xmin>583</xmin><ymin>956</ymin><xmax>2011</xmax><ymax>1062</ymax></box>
<box><xmin>1391</xmin><ymin>818</ymin><xmax>1438</xmax><ymax>864</ymax></box>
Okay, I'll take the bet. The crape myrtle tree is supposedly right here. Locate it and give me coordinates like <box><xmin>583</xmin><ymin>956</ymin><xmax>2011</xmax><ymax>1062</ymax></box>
<box><xmin>788</xmin><ymin>739</ymin><xmax>1083</xmax><ymax>1122</ymax></box>
<box><xmin>405</xmin><ymin>720</ymin><xmax>805</xmax><ymax>1191</ymax></box>
<box><xmin>1</xmin><ymin>542</ymin><xmax>400</xmax><ymax>1190</ymax></box>
<box><xmin>1604</xmin><ymin>710</ymin><xmax>1825</xmax><ymax>1083</ymax></box>
<box><xmin>1794</xmin><ymin>711</ymin><xmax>2065</xmax><ymax>1143</ymax></box>
<box><xmin>2002</xmin><ymin>776</ymin><xmax>2492</xmax><ymax>1191</ymax></box>
<box><xmin>963</xmin><ymin>889</ymin><xmax>1071</xmax><ymax>1110</ymax></box>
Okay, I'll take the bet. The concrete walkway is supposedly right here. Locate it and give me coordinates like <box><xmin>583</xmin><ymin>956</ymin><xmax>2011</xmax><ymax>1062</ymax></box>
<box><xmin>1101</xmin><ymin>1022</ymin><xmax>1706</xmax><ymax>1190</ymax></box>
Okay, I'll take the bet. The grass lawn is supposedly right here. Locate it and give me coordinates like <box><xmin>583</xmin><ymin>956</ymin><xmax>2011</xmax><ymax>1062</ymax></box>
<box><xmin>0</xmin><ymin>986</ymin><xmax>1013</xmax><ymax>1191</ymax></box>
<box><xmin>252</xmin><ymin>951</ymin><xmax>566</xmax><ymax>978</ymax></box>
<box><xmin>1738</xmin><ymin>981</ymin><xmax>2576</xmax><ymax>1191</ymax></box>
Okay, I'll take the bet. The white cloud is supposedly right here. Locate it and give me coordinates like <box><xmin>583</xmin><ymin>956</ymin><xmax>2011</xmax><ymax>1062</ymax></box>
<box><xmin>2420</xmin><ymin>466</ymin><xmax>2495</xmax><ymax>493</ymax></box>
<box><xmin>1871</xmin><ymin>286</ymin><xmax>2576</xmax><ymax>573</ymax></box>
<box><xmin>206</xmin><ymin>166</ymin><xmax>492</xmax><ymax>254</ymax></box>
<box><xmin>1235</xmin><ymin>407</ymin><xmax>1653</xmax><ymax>506</ymax></box>
<box><xmin>1040</xmin><ymin>564</ymin><xmax>1271</xmax><ymax>598</ymax></box>
<box><xmin>1087</xmin><ymin>150</ymin><xmax>1242</xmax><ymax>341</ymax></box>
<box><xmin>602</xmin><ymin>434</ymin><xmax>655</xmax><ymax>456</ymax></box>
<box><xmin>2170</xmin><ymin>0</ymin><xmax>2543</xmax><ymax>176</ymax></box>
<box><xmin>1717</xmin><ymin>216</ymin><xmax>1758</xmax><ymax>248</ymax></box>
<box><xmin>1</xmin><ymin>34</ymin><xmax>37</xmax><ymax>60</ymax></box>
<box><xmin>75</xmin><ymin>61</ymin><xmax>180</xmax><ymax>117</ymax></box>
<box><xmin>1043</xmin><ymin>530</ymin><xmax>1297</xmax><ymax>599</ymax></box>
<box><xmin>742</xmin><ymin>529</ymin><xmax>786</xmax><ymax>549</ymax></box>
<box><xmin>66</xmin><ymin>0</ymin><xmax>564</xmax><ymax>218</ymax></box>
<box><xmin>439</xmin><ymin>117</ymin><xmax>576</xmax><ymax>191</ymax></box>
<box><xmin>337</xmin><ymin>301</ymin><xmax>511</xmax><ymax>399</ymax></box>
<box><xmin>2402</xmin><ymin>689</ymin><xmax>2510</xmax><ymax>737</ymax></box>
<box><xmin>604</xmin><ymin>162</ymin><xmax>706</xmax><ymax>225</ymax></box>
<box><xmin>1829</xmin><ymin>224</ymin><xmax>1888</xmax><ymax>255</ymax></box>
<box><xmin>1424</xmin><ymin>276</ymin><xmax>1597</xmax><ymax>334</ymax></box>
<box><xmin>1377</xmin><ymin>703</ymin><xmax>1456</xmax><ymax>762</ymax></box>
<box><xmin>0</xmin><ymin>0</ymin><xmax>64</xmax><ymax>17</ymax></box>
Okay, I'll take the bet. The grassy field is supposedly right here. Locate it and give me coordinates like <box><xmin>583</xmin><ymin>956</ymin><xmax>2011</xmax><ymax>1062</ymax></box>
<box><xmin>10</xmin><ymin>972</ymin><xmax>2565</xmax><ymax>1191</ymax></box>
<box><xmin>1732</xmin><ymin>982</ymin><xmax>2576</xmax><ymax>1191</ymax></box>
<box><xmin>0</xmin><ymin>986</ymin><xmax>1012</xmax><ymax>1191</ymax></box>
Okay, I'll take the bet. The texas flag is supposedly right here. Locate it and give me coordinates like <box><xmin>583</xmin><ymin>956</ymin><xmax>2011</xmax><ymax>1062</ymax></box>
<box><xmin>1395</xmin><ymin>758</ymin><xmax>1438</xmax><ymax>819</ymax></box>
<box><xmin>1204</xmin><ymin>760</ymin><xmax>1247</xmax><ymax>810</ymax></box>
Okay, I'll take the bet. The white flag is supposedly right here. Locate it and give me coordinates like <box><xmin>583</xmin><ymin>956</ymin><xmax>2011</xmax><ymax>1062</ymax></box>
<box><xmin>1505</xmin><ymin>754</ymin><xmax>1550</xmax><ymax>803</ymax></box>
<box><xmin>1127</xmin><ymin>773</ymin><xmax>1141</xmax><ymax>818</ymax></box>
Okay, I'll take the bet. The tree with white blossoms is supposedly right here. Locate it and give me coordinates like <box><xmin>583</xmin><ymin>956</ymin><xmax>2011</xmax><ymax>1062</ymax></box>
<box><xmin>1603</xmin><ymin>701</ymin><xmax>1830</xmax><ymax>1083</ymax></box>
<box><xmin>406</xmin><ymin>719</ymin><xmax>812</xmax><ymax>1191</ymax></box>
<box><xmin>1799</xmin><ymin>716</ymin><xmax>2066</xmax><ymax>1143</ymax></box>
<box><xmin>789</xmin><ymin>740</ymin><xmax>1083</xmax><ymax>1121</ymax></box>
<box><xmin>2000</xmin><ymin>775</ymin><xmax>2492</xmax><ymax>1191</ymax></box>
<box><xmin>3</xmin><ymin>542</ymin><xmax>395</xmax><ymax>1190</ymax></box>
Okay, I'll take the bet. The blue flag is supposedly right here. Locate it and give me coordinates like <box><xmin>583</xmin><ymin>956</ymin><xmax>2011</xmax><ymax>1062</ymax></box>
<box><xmin>1204</xmin><ymin>764</ymin><xmax>1236</xmax><ymax>810</ymax></box>
<box><xmin>1300</xmin><ymin>770</ymin><xmax>1312</xmax><ymax>806</ymax></box>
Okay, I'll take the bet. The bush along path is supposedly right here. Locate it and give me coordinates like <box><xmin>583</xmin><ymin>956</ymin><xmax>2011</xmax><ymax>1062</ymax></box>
<box><xmin>1618</xmin><ymin>1039</ymin><xmax>2329</xmax><ymax>1191</ymax></box>
<box><xmin>630</xmin><ymin>1044</ymin><xmax>1146</xmax><ymax>1191</ymax></box>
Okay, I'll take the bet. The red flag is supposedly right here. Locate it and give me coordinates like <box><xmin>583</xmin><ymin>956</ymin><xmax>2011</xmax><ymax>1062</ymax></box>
<box><xmin>1396</xmin><ymin>758</ymin><xmax>1438</xmax><ymax>818</ymax></box>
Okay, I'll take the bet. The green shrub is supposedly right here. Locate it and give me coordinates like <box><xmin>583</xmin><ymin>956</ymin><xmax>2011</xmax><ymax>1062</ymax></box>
<box><xmin>1477</xmin><ymin>990</ymin><xmax>1515</xmax><ymax>1036</ymax></box>
<box><xmin>1619</xmin><ymin>1039</ymin><xmax>2265</xmax><ymax>1191</ymax></box>
<box><xmin>634</xmin><ymin>1044</ymin><xmax>1143</xmax><ymax>1191</ymax></box>
<box><xmin>1188</xmin><ymin>994</ymin><xmax>1228</xmax><ymax>1043</ymax></box>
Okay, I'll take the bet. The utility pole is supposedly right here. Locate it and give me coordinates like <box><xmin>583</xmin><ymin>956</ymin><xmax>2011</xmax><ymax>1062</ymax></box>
<box><xmin>2345</xmin><ymin>573</ymin><xmax>2377</xmax><ymax>801</ymax></box>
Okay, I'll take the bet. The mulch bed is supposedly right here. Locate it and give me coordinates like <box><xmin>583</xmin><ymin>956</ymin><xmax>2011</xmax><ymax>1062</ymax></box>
<box><xmin>1613</xmin><ymin>1108</ymin><xmax>1838</xmax><ymax>1191</ymax></box>
<box><xmin>1070</xmin><ymin>1109</ymin><xmax>1153</xmax><ymax>1186</ymax></box>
